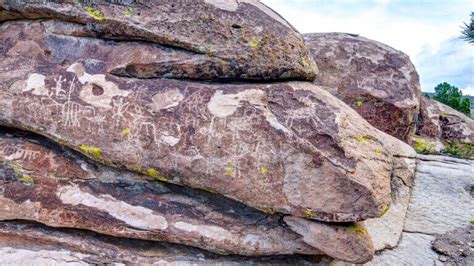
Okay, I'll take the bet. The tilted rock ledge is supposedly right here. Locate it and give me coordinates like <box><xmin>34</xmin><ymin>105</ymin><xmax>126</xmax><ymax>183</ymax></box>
<box><xmin>0</xmin><ymin>0</ymin><xmax>317</xmax><ymax>81</ymax></box>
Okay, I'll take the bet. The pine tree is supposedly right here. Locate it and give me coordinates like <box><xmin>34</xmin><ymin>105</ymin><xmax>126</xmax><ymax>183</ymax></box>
<box><xmin>461</xmin><ymin>12</ymin><xmax>474</xmax><ymax>44</ymax></box>
<box><xmin>433</xmin><ymin>82</ymin><xmax>471</xmax><ymax>116</ymax></box>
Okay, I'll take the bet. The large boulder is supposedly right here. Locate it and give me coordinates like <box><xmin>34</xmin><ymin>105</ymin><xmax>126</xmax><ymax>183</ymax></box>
<box><xmin>304</xmin><ymin>33</ymin><xmax>421</xmax><ymax>143</ymax></box>
<box><xmin>416</xmin><ymin>97</ymin><xmax>474</xmax><ymax>145</ymax></box>
<box><xmin>0</xmin><ymin>20</ymin><xmax>403</xmax><ymax>222</ymax></box>
<box><xmin>0</xmin><ymin>131</ymin><xmax>319</xmax><ymax>257</ymax></box>
<box><xmin>0</xmin><ymin>0</ymin><xmax>317</xmax><ymax>81</ymax></box>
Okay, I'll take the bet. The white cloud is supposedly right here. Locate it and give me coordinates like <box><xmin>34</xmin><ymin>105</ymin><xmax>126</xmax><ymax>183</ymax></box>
<box><xmin>462</xmin><ymin>87</ymin><xmax>474</xmax><ymax>96</ymax></box>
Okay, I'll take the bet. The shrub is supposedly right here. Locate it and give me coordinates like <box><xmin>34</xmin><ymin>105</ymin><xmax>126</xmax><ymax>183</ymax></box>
<box><xmin>442</xmin><ymin>140</ymin><xmax>473</xmax><ymax>159</ymax></box>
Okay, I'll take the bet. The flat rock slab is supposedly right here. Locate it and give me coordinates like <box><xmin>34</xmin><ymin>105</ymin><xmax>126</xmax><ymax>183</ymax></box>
<box><xmin>404</xmin><ymin>155</ymin><xmax>474</xmax><ymax>235</ymax></box>
<box><xmin>0</xmin><ymin>221</ymin><xmax>320</xmax><ymax>265</ymax></box>
<box><xmin>304</xmin><ymin>33</ymin><xmax>421</xmax><ymax>143</ymax></box>
<box><xmin>0</xmin><ymin>131</ymin><xmax>319</xmax><ymax>257</ymax></box>
<box><xmin>366</xmin><ymin>232</ymin><xmax>442</xmax><ymax>265</ymax></box>
<box><xmin>0</xmin><ymin>20</ymin><xmax>400</xmax><ymax>222</ymax></box>
<box><xmin>0</xmin><ymin>0</ymin><xmax>317</xmax><ymax>81</ymax></box>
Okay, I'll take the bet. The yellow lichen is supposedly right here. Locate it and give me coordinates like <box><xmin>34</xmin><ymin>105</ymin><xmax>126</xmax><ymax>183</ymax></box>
<box><xmin>355</xmin><ymin>100</ymin><xmax>364</xmax><ymax>107</ymax></box>
<box><xmin>123</xmin><ymin>8</ymin><xmax>133</xmax><ymax>17</ymax></box>
<box><xmin>224</xmin><ymin>166</ymin><xmax>234</xmax><ymax>176</ymax></box>
<box><xmin>121</xmin><ymin>128</ymin><xmax>130</xmax><ymax>137</ymax></box>
<box><xmin>300</xmin><ymin>57</ymin><xmax>310</xmax><ymax>68</ymax></box>
<box><xmin>352</xmin><ymin>135</ymin><xmax>377</xmax><ymax>144</ymax></box>
<box><xmin>248</xmin><ymin>39</ymin><xmax>259</xmax><ymax>48</ymax></box>
<box><xmin>207</xmin><ymin>44</ymin><xmax>216</xmax><ymax>57</ymax></box>
<box><xmin>379</xmin><ymin>204</ymin><xmax>390</xmax><ymax>217</ymax></box>
<box><xmin>79</xmin><ymin>145</ymin><xmax>102</xmax><ymax>160</ymax></box>
<box><xmin>375</xmin><ymin>148</ymin><xmax>383</xmax><ymax>156</ymax></box>
<box><xmin>260</xmin><ymin>167</ymin><xmax>268</xmax><ymax>174</ymax></box>
<box><xmin>304</xmin><ymin>209</ymin><xmax>316</xmax><ymax>219</ymax></box>
<box><xmin>18</xmin><ymin>175</ymin><xmax>34</xmax><ymax>184</ymax></box>
<box><xmin>86</xmin><ymin>7</ymin><xmax>105</xmax><ymax>21</ymax></box>
<box><xmin>143</xmin><ymin>168</ymin><xmax>169</xmax><ymax>182</ymax></box>
<box><xmin>348</xmin><ymin>224</ymin><xmax>367</xmax><ymax>239</ymax></box>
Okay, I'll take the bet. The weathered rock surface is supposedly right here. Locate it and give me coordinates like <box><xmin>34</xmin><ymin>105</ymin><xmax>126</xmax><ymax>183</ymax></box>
<box><xmin>416</xmin><ymin>97</ymin><xmax>474</xmax><ymax>144</ymax></box>
<box><xmin>0</xmin><ymin>0</ymin><xmax>317</xmax><ymax>81</ymax></box>
<box><xmin>365</xmin><ymin>176</ymin><xmax>411</xmax><ymax>250</ymax></box>
<box><xmin>284</xmin><ymin>216</ymin><xmax>374</xmax><ymax>263</ymax></box>
<box><xmin>404</xmin><ymin>155</ymin><xmax>474</xmax><ymax>235</ymax></box>
<box><xmin>0</xmin><ymin>221</ymin><xmax>320</xmax><ymax>265</ymax></box>
<box><xmin>0</xmin><ymin>20</ymin><xmax>404</xmax><ymax>222</ymax></box>
<box><xmin>365</xmin><ymin>233</ymin><xmax>441</xmax><ymax>266</ymax></box>
<box><xmin>304</xmin><ymin>33</ymin><xmax>421</xmax><ymax>143</ymax></box>
<box><xmin>432</xmin><ymin>226</ymin><xmax>474</xmax><ymax>265</ymax></box>
<box><xmin>0</xmin><ymin>131</ymin><xmax>323</xmax><ymax>257</ymax></box>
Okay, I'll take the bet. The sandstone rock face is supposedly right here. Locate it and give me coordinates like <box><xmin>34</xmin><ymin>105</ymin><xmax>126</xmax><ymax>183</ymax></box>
<box><xmin>0</xmin><ymin>131</ymin><xmax>320</xmax><ymax>257</ymax></box>
<box><xmin>0</xmin><ymin>20</ymin><xmax>400</xmax><ymax>222</ymax></box>
<box><xmin>0</xmin><ymin>0</ymin><xmax>317</xmax><ymax>81</ymax></box>
<box><xmin>416</xmin><ymin>97</ymin><xmax>474</xmax><ymax>144</ymax></box>
<box><xmin>404</xmin><ymin>155</ymin><xmax>474</xmax><ymax>235</ymax></box>
<box><xmin>304</xmin><ymin>33</ymin><xmax>421</xmax><ymax>143</ymax></box>
<box><xmin>0</xmin><ymin>221</ymin><xmax>319</xmax><ymax>265</ymax></box>
<box><xmin>365</xmin><ymin>176</ymin><xmax>411</xmax><ymax>250</ymax></box>
<box><xmin>284</xmin><ymin>216</ymin><xmax>374</xmax><ymax>263</ymax></box>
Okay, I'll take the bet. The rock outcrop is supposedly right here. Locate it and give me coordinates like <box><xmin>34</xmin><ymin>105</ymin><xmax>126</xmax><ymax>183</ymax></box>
<box><xmin>0</xmin><ymin>0</ymin><xmax>317</xmax><ymax>81</ymax></box>
<box><xmin>304</xmin><ymin>33</ymin><xmax>421</xmax><ymax>143</ymax></box>
<box><xmin>0</xmin><ymin>19</ymin><xmax>403</xmax><ymax>223</ymax></box>
<box><xmin>0</xmin><ymin>221</ymin><xmax>321</xmax><ymax>265</ymax></box>
<box><xmin>2</xmin><ymin>2</ymin><xmax>463</xmax><ymax>265</ymax></box>
<box><xmin>416</xmin><ymin>97</ymin><xmax>474</xmax><ymax>145</ymax></box>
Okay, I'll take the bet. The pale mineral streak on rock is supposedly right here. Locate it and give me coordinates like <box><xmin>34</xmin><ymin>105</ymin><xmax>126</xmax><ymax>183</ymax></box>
<box><xmin>58</xmin><ymin>185</ymin><xmax>169</xmax><ymax>231</ymax></box>
<box><xmin>149</xmin><ymin>90</ymin><xmax>185</xmax><ymax>111</ymax></box>
<box><xmin>173</xmin><ymin>221</ymin><xmax>233</xmax><ymax>242</ymax></box>
<box><xmin>24</xmin><ymin>73</ymin><xmax>48</xmax><ymax>96</ymax></box>
<box><xmin>67</xmin><ymin>62</ymin><xmax>131</xmax><ymax>109</ymax></box>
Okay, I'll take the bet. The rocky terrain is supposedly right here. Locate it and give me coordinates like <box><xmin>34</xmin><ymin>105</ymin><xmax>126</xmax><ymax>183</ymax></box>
<box><xmin>0</xmin><ymin>1</ymin><xmax>472</xmax><ymax>265</ymax></box>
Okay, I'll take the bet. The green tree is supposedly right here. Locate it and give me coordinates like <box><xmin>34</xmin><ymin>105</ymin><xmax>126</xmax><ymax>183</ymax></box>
<box><xmin>433</xmin><ymin>82</ymin><xmax>471</xmax><ymax>116</ymax></box>
<box><xmin>461</xmin><ymin>12</ymin><xmax>474</xmax><ymax>44</ymax></box>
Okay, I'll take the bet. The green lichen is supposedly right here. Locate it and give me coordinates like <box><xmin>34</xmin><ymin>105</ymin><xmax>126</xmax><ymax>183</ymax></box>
<box><xmin>79</xmin><ymin>145</ymin><xmax>102</xmax><ymax>160</ymax></box>
<box><xmin>470</xmin><ymin>220</ymin><xmax>474</xmax><ymax>225</ymax></box>
<box><xmin>412</xmin><ymin>138</ymin><xmax>436</xmax><ymax>154</ymax></box>
<box><xmin>248</xmin><ymin>39</ymin><xmax>259</xmax><ymax>48</ymax></box>
<box><xmin>86</xmin><ymin>7</ymin><xmax>105</xmax><ymax>21</ymax></box>
<box><xmin>121</xmin><ymin>128</ymin><xmax>130</xmax><ymax>137</ymax></box>
<box><xmin>304</xmin><ymin>209</ymin><xmax>317</xmax><ymax>219</ymax></box>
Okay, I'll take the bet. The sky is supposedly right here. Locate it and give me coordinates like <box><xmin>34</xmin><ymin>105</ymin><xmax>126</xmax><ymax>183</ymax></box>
<box><xmin>261</xmin><ymin>0</ymin><xmax>474</xmax><ymax>95</ymax></box>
